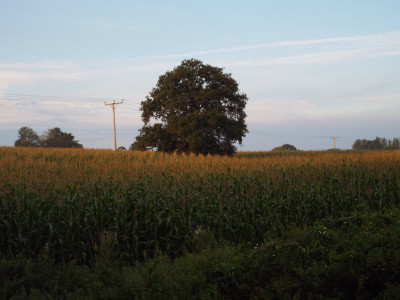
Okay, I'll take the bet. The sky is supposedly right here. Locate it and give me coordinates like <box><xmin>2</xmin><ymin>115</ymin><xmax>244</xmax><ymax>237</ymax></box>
<box><xmin>1</xmin><ymin>0</ymin><xmax>400</xmax><ymax>150</ymax></box>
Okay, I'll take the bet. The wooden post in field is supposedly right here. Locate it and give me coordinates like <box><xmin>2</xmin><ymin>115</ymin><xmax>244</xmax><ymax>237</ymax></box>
<box><xmin>105</xmin><ymin>100</ymin><xmax>124</xmax><ymax>151</ymax></box>
<box><xmin>330</xmin><ymin>136</ymin><xmax>339</xmax><ymax>150</ymax></box>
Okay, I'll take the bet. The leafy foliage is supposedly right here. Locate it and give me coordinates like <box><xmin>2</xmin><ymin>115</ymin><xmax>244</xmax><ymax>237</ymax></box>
<box><xmin>272</xmin><ymin>144</ymin><xmax>297</xmax><ymax>151</ymax></box>
<box><xmin>14</xmin><ymin>127</ymin><xmax>83</xmax><ymax>148</ymax></box>
<box><xmin>1</xmin><ymin>210</ymin><xmax>399</xmax><ymax>299</ymax></box>
<box><xmin>353</xmin><ymin>136</ymin><xmax>400</xmax><ymax>150</ymax></box>
<box><xmin>133</xmin><ymin>59</ymin><xmax>248</xmax><ymax>155</ymax></box>
<box><xmin>14</xmin><ymin>127</ymin><xmax>40</xmax><ymax>147</ymax></box>
<box><xmin>39</xmin><ymin>127</ymin><xmax>83</xmax><ymax>148</ymax></box>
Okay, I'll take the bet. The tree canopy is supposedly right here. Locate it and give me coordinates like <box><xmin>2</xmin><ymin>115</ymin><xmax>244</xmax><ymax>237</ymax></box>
<box><xmin>272</xmin><ymin>144</ymin><xmax>298</xmax><ymax>151</ymax></box>
<box><xmin>14</xmin><ymin>126</ymin><xmax>40</xmax><ymax>147</ymax></box>
<box><xmin>40</xmin><ymin>127</ymin><xmax>83</xmax><ymax>148</ymax></box>
<box><xmin>352</xmin><ymin>137</ymin><xmax>400</xmax><ymax>150</ymax></box>
<box><xmin>132</xmin><ymin>59</ymin><xmax>248</xmax><ymax>156</ymax></box>
<box><xmin>15</xmin><ymin>126</ymin><xmax>83</xmax><ymax>148</ymax></box>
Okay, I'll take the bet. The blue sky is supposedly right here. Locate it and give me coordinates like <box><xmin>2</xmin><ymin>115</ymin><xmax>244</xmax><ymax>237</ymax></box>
<box><xmin>1</xmin><ymin>0</ymin><xmax>400</xmax><ymax>150</ymax></box>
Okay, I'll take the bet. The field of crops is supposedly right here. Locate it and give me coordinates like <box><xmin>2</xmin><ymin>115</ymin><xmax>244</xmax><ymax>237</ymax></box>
<box><xmin>1</xmin><ymin>147</ymin><xmax>400</xmax><ymax>298</ymax></box>
<box><xmin>1</xmin><ymin>146</ymin><xmax>399</xmax><ymax>262</ymax></box>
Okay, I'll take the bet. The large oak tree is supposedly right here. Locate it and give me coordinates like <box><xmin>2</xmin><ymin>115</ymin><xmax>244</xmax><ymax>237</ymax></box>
<box><xmin>132</xmin><ymin>59</ymin><xmax>248</xmax><ymax>155</ymax></box>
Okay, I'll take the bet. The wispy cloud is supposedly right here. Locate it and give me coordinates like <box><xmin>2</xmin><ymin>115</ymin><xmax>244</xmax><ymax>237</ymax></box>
<box><xmin>224</xmin><ymin>50</ymin><xmax>400</xmax><ymax>67</ymax></box>
<box><xmin>0</xmin><ymin>70</ymin><xmax>85</xmax><ymax>86</ymax></box>
<box><xmin>101</xmin><ymin>31</ymin><xmax>400</xmax><ymax>73</ymax></box>
<box><xmin>0</xmin><ymin>59</ymin><xmax>87</xmax><ymax>88</ymax></box>
<box><xmin>245</xmin><ymin>90</ymin><xmax>400</xmax><ymax>126</ymax></box>
<box><xmin>0</xmin><ymin>60</ymin><xmax>79</xmax><ymax>70</ymax></box>
<box><xmin>150</xmin><ymin>36</ymin><xmax>367</xmax><ymax>59</ymax></box>
<box><xmin>0</xmin><ymin>81</ymin><xmax>8</xmax><ymax>89</ymax></box>
<box><xmin>0</xmin><ymin>59</ymin><xmax>81</xmax><ymax>91</ymax></box>
<box><xmin>150</xmin><ymin>31</ymin><xmax>400</xmax><ymax>60</ymax></box>
<box><xmin>0</xmin><ymin>58</ymin><xmax>171</xmax><ymax>89</ymax></box>
<box><xmin>1</xmin><ymin>31</ymin><xmax>399</xmax><ymax>113</ymax></box>
<box><xmin>2</xmin><ymin>31</ymin><xmax>398</xmax><ymax>89</ymax></box>
<box><xmin>219</xmin><ymin>32</ymin><xmax>400</xmax><ymax>67</ymax></box>
<box><xmin>319</xmin><ymin>94</ymin><xmax>400</xmax><ymax>103</ymax></box>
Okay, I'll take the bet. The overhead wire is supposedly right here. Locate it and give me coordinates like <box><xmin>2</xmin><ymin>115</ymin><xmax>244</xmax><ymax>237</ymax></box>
<box><xmin>1</xmin><ymin>93</ymin><xmax>344</xmax><ymax>141</ymax></box>
<box><xmin>123</xmin><ymin>102</ymin><xmax>141</xmax><ymax>109</ymax></box>
<box><xmin>1</xmin><ymin>93</ymin><xmax>143</xmax><ymax>112</ymax></box>
<box><xmin>250</xmin><ymin>129</ymin><xmax>331</xmax><ymax>139</ymax></box>
<box><xmin>2</xmin><ymin>93</ymin><xmax>110</xmax><ymax>102</ymax></box>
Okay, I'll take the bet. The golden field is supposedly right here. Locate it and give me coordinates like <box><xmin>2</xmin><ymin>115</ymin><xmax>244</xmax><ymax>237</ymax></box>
<box><xmin>1</xmin><ymin>146</ymin><xmax>399</xmax><ymax>262</ymax></box>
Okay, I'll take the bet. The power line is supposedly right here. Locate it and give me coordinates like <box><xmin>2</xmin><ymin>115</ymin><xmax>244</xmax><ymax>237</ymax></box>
<box><xmin>122</xmin><ymin>107</ymin><xmax>141</xmax><ymax>112</ymax></box>
<box><xmin>123</xmin><ymin>103</ymin><xmax>141</xmax><ymax>109</ymax></box>
<box><xmin>0</xmin><ymin>93</ymin><xmax>142</xmax><ymax>123</ymax></box>
<box><xmin>124</xmin><ymin>101</ymin><xmax>141</xmax><ymax>106</ymax></box>
<box><xmin>250</xmin><ymin>129</ymin><xmax>330</xmax><ymax>139</ymax></box>
<box><xmin>0</xmin><ymin>93</ymin><xmax>142</xmax><ymax>106</ymax></box>
<box><xmin>1</xmin><ymin>93</ymin><xmax>347</xmax><ymax>146</ymax></box>
<box><xmin>0</xmin><ymin>93</ymin><xmax>143</xmax><ymax>114</ymax></box>
<box><xmin>2</xmin><ymin>93</ymin><xmax>109</xmax><ymax>102</ymax></box>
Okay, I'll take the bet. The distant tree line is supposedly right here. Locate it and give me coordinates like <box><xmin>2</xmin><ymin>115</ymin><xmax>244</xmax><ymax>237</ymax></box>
<box><xmin>15</xmin><ymin>126</ymin><xmax>83</xmax><ymax>148</ymax></box>
<box><xmin>352</xmin><ymin>137</ymin><xmax>400</xmax><ymax>150</ymax></box>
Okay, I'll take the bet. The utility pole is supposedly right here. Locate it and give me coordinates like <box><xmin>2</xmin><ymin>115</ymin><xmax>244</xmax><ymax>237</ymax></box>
<box><xmin>330</xmin><ymin>136</ymin><xmax>340</xmax><ymax>150</ymax></box>
<box><xmin>105</xmin><ymin>100</ymin><xmax>124</xmax><ymax>151</ymax></box>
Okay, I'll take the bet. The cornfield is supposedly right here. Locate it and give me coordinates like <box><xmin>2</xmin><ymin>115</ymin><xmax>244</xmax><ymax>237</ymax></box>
<box><xmin>1</xmin><ymin>147</ymin><xmax>399</xmax><ymax>263</ymax></box>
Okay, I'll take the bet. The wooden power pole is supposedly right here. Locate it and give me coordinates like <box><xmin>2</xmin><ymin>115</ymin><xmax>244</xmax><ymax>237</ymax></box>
<box><xmin>330</xmin><ymin>136</ymin><xmax>340</xmax><ymax>150</ymax></box>
<box><xmin>105</xmin><ymin>100</ymin><xmax>124</xmax><ymax>151</ymax></box>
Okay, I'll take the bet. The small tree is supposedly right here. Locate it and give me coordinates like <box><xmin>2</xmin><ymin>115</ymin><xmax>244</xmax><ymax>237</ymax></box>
<box><xmin>132</xmin><ymin>59</ymin><xmax>248</xmax><ymax>156</ymax></box>
<box><xmin>272</xmin><ymin>144</ymin><xmax>297</xmax><ymax>151</ymax></box>
<box><xmin>392</xmin><ymin>138</ymin><xmax>400</xmax><ymax>149</ymax></box>
<box><xmin>40</xmin><ymin>127</ymin><xmax>83</xmax><ymax>148</ymax></box>
<box><xmin>14</xmin><ymin>126</ymin><xmax>40</xmax><ymax>147</ymax></box>
<box><xmin>352</xmin><ymin>139</ymin><xmax>363</xmax><ymax>150</ymax></box>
